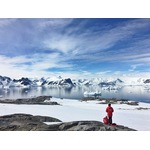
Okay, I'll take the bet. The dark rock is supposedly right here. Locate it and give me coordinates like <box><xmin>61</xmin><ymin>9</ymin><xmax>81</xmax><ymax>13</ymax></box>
<box><xmin>42</xmin><ymin>77</ymin><xmax>75</xmax><ymax>87</ymax></box>
<box><xmin>82</xmin><ymin>97</ymin><xmax>139</xmax><ymax>106</ymax></box>
<box><xmin>0</xmin><ymin>114</ymin><xmax>136</xmax><ymax>131</ymax></box>
<box><xmin>144</xmin><ymin>79</ymin><xmax>150</xmax><ymax>84</ymax></box>
<box><xmin>136</xmin><ymin>107</ymin><xmax>150</xmax><ymax>110</ymax></box>
<box><xmin>0</xmin><ymin>114</ymin><xmax>62</xmax><ymax>131</ymax></box>
<box><xmin>48</xmin><ymin>121</ymin><xmax>136</xmax><ymax>131</ymax></box>
<box><xmin>127</xmin><ymin>101</ymin><xmax>139</xmax><ymax>106</ymax></box>
<box><xmin>0</xmin><ymin>75</ymin><xmax>11</xmax><ymax>82</ymax></box>
<box><xmin>81</xmin><ymin>97</ymin><xmax>98</xmax><ymax>101</ymax></box>
<box><xmin>0</xmin><ymin>75</ymin><xmax>12</xmax><ymax>86</ymax></box>
<box><xmin>34</xmin><ymin>115</ymin><xmax>61</xmax><ymax>122</ymax></box>
<box><xmin>59</xmin><ymin>78</ymin><xmax>74</xmax><ymax>86</ymax></box>
<box><xmin>0</xmin><ymin>96</ymin><xmax>60</xmax><ymax>105</ymax></box>
<box><xmin>115</xmin><ymin>78</ymin><xmax>123</xmax><ymax>83</ymax></box>
<box><xmin>13</xmin><ymin>77</ymin><xmax>33</xmax><ymax>86</ymax></box>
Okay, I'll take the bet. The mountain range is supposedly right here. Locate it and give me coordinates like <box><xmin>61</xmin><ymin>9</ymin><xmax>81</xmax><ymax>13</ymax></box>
<box><xmin>0</xmin><ymin>75</ymin><xmax>149</xmax><ymax>88</ymax></box>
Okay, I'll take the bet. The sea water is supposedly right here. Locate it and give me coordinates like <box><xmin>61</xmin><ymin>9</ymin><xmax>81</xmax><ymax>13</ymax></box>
<box><xmin>0</xmin><ymin>85</ymin><xmax>150</xmax><ymax>103</ymax></box>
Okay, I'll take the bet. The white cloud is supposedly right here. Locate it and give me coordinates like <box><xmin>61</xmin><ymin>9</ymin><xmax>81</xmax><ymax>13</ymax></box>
<box><xmin>129</xmin><ymin>64</ymin><xmax>143</xmax><ymax>72</ymax></box>
<box><xmin>0</xmin><ymin>55</ymin><xmax>31</xmax><ymax>64</ymax></box>
<box><xmin>0</xmin><ymin>19</ymin><xmax>150</xmax><ymax>79</ymax></box>
<box><xmin>38</xmin><ymin>18</ymin><xmax>73</xmax><ymax>29</ymax></box>
<box><xmin>0</xmin><ymin>18</ymin><xmax>17</xmax><ymax>27</ymax></box>
<box><xmin>41</xmin><ymin>19</ymin><xmax>150</xmax><ymax>61</ymax></box>
<box><xmin>0</xmin><ymin>53</ymin><xmax>75</xmax><ymax>79</ymax></box>
<box><xmin>1</xmin><ymin>18</ymin><xmax>150</xmax><ymax>59</ymax></box>
<box><xmin>96</xmin><ymin>71</ymin><xmax>112</xmax><ymax>75</ymax></box>
<box><xmin>129</xmin><ymin>57</ymin><xmax>150</xmax><ymax>63</ymax></box>
<box><xmin>43</xmin><ymin>34</ymin><xmax>79</xmax><ymax>53</ymax></box>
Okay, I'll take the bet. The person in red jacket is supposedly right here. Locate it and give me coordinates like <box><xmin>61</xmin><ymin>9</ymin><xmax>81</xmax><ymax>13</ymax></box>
<box><xmin>106</xmin><ymin>103</ymin><xmax>114</xmax><ymax>124</ymax></box>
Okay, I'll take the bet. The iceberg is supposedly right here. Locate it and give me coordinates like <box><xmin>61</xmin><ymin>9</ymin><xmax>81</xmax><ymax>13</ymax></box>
<box><xmin>84</xmin><ymin>91</ymin><xmax>101</xmax><ymax>97</ymax></box>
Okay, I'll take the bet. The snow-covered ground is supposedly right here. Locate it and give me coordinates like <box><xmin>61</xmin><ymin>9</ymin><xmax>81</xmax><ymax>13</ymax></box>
<box><xmin>0</xmin><ymin>97</ymin><xmax>150</xmax><ymax>131</ymax></box>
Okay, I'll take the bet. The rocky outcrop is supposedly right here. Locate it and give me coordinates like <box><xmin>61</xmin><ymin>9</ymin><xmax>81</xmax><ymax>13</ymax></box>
<box><xmin>0</xmin><ymin>114</ymin><xmax>136</xmax><ymax>131</ymax></box>
<box><xmin>144</xmin><ymin>79</ymin><xmax>150</xmax><ymax>84</ymax></box>
<box><xmin>0</xmin><ymin>96</ymin><xmax>60</xmax><ymax>105</ymax></box>
<box><xmin>13</xmin><ymin>77</ymin><xmax>33</xmax><ymax>86</ymax></box>
<box><xmin>0</xmin><ymin>114</ymin><xmax>62</xmax><ymax>131</ymax></box>
<box><xmin>48</xmin><ymin>121</ymin><xmax>136</xmax><ymax>131</ymax></box>
<box><xmin>81</xmin><ymin>97</ymin><xmax>139</xmax><ymax>106</ymax></box>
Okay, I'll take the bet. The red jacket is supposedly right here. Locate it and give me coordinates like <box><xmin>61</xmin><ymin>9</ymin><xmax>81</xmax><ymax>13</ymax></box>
<box><xmin>106</xmin><ymin>106</ymin><xmax>114</xmax><ymax>117</ymax></box>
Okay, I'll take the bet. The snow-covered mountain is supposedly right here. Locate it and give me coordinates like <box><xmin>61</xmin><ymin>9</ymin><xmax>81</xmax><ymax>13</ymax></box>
<box><xmin>0</xmin><ymin>76</ymin><xmax>76</xmax><ymax>88</ymax></box>
<box><xmin>0</xmin><ymin>75</ymin><xmax>149</xmax><ymax>88</ymax></box>
<box><xmin>41</xmin><ymin>76</ymin><xmax>74</xmax><ymax>87</ymax></box>
<box><xmin>0</xmin><ymin>76</ymin><xmax>12</xmax><ymax>88</ymax></box>
<box><xmin>144</xmin><ymin>79</ymin><xmax>150</xmax><ymax>84</ymax></box>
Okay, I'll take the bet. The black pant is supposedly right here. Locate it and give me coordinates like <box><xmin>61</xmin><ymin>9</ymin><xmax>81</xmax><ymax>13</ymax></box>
<box><xmin>108</xmin><ymin>116</ymin><xmax>112</xmax><ymax>124</ymax></box>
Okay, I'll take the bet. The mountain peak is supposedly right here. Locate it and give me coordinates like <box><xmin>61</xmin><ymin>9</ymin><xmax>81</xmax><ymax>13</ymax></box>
<box><xmin>0</xmin><ymin>75</ymin><xmax>149</xmax><ymax>88</ymax></box>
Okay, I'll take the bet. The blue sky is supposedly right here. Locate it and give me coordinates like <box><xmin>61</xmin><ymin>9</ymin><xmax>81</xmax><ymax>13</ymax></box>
<box><xmin>0</xmin><ymin>18</ymin><xmax>150</xmax><ymax>79</ymax></box>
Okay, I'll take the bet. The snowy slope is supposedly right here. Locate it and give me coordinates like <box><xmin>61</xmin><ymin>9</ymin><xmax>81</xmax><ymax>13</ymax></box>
<box><xmin>0</xmin><ymin>97</ymin><xmax>150</xmax><ymax>131</ymax></box>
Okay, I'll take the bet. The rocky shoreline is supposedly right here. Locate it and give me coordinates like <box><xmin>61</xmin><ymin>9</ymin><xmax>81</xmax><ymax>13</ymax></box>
<box><xmin>81</xmin><ymin>97</ymin><xmax>139</xmax><ymax>105</ymax></box>
<box><xmin>0</xmin><ymin>96</ymin><xmax>60</xmax><ymax>105</ymax></box>
<box><xmin>0</xmin><ymin>113</ymin><xmax>136</xmax><ymax>131</ymax></box>
<box><xmin>0</xmin><ymin>96</ymin><xmax>139</xmax><ymax>106</ymax></box>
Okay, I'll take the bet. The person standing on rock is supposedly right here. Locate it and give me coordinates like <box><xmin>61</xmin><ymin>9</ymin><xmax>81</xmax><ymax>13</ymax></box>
<box><xmin>106</xmin><ymin>103</ymin><xmax>114</xmax><ymax>125</ymax></box>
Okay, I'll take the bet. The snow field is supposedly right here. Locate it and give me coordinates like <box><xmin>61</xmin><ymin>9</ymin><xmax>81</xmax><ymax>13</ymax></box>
<box><xmin>0</xmin><ymin>97</ymin><xmax>150</xmax><ymax>130</ymax></box>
